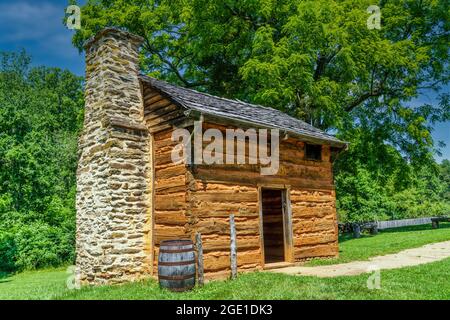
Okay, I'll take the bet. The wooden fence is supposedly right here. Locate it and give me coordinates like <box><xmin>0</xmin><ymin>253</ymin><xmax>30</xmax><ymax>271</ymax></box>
<box><xmin>338</xmin><ymin>217</ymin><xmax>440</xmax><ymax>234</ymax></box>
<box><xmin>376</xmin><ymin>217</ymin><xmax>435</xmax><ymax>230</ymax></box>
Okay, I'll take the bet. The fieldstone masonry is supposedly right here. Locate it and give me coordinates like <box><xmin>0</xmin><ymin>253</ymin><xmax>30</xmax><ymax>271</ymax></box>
<box><xmin>76</xmin><ymin>28</ymin><xmax>153</xmax><ymax>284</ymax></box>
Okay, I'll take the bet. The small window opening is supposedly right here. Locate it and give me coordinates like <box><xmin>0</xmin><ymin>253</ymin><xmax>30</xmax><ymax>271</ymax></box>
<box><xmin>305</xmin><ymin>144</ymin><xmax>322</xmax><ymax>161</ymax></box>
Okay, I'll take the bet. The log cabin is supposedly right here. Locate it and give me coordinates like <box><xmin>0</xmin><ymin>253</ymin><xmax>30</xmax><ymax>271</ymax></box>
<box><xmin>76</xmin><ymin>27</ymin><xmax>347</xmax><ymax>284</ymax></box>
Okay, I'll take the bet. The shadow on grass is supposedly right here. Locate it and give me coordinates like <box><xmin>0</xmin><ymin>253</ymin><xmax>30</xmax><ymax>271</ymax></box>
<box><xmin>338</xmin><ymin>222</ymin><xmax>450</xmax><ymax>244</ymax></box>
<box><xmin>338</xmin><ymin>233</ymin><xmax>375</xmax><ymax>243</ymax></box>
<box><xmin>0</xmin><ymin>272</ymin><xmax>12</xmax><ymax>283</ymax></box>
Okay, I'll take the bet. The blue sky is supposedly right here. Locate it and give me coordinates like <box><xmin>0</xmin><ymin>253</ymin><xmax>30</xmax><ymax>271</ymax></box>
<box><xmin>0</xmin><ymin>0</ymin><xmax>448</xmax><ymax>161</ymax></box>
<box><xmin>0</xmin><ymin>0</ymin><xmax>85</xmax><ymax>74</ymax></box>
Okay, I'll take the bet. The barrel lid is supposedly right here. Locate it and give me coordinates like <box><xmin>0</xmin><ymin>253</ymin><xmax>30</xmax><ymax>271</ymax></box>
<box><xmin>160</xmin><ymin>239</ymin><xmax>193</xmax><ymax>247</ymax></box>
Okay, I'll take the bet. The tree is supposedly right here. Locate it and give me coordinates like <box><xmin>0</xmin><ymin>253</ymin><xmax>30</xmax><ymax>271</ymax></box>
<box><xmin>0</xmin><ymin>51</ymin><xmax>84</xmax><ymax>271</ymax></box>
<box><xmin>71</xmin><ymin>0</ymin><xmax>449</xmax><ymax>221</ymax></box>
<box><xmin>73</xmin><ymin>0</ymin><xmax>448</xmax><ymax>131</ymax></box>
<box><xmin>440</xmin><ymin>159</ymin><xmax>450</xmax><ymax>202</ymax></box>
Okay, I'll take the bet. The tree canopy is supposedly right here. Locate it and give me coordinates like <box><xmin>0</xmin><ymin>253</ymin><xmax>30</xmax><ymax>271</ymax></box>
<box><xmin>74</xmin><ymin>0</ymin><xmax>448</xmax><ymax>133</ymax></box>
<box><xmin>0</xmin><ymin>51</ymin><xmax>84</xmax><ymax>271</ymax></box>
<box><xmin>71</xmin><ymin>0</ymin><xmax>449</xmax><ymax>221</ymax></box>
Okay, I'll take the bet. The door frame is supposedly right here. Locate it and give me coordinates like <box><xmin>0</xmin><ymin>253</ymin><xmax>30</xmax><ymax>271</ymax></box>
<box><xmin>258</xmin><ymin>184</ymin><xmax>294</xmax><ymax>266</ymax></box>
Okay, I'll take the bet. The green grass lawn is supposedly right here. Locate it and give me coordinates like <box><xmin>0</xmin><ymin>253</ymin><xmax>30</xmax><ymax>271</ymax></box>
<box><xmin>1</xmin><ymin>223</ymin><xmax>449</xmax><ymax>300</ymax></box>
<box><xmin>0</xmin><ymin>268</ymin><xmax>68</xmax><ymax>300</ymax></box>
<box><xmin>1</xmin><ymin>258</ymin><xmax>449</xmax><ymax>300</ymax></box>
<box><xmin>306</xmin><ymin>222</ymin><xmax>450</xmax><ymax>266</ymax></box>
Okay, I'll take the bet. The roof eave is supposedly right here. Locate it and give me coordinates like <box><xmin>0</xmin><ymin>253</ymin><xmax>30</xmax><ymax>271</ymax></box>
<box><xmin>190</xmin><ymin>111</ymin><xmax>348</xmax><ymax>148</ymax></box>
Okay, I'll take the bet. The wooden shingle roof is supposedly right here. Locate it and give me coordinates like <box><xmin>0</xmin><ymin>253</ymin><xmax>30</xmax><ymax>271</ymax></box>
<box><xmin>140</xmin><ymin>75</ymin><xmax>347</xmax><ymax>147</ymax></box>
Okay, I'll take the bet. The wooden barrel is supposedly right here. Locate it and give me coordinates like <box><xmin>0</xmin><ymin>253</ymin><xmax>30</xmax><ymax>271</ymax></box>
<box><xmin>158</xmin><ymin>240</ymin><xmax>196</xmax><ymax>292</ymax></box>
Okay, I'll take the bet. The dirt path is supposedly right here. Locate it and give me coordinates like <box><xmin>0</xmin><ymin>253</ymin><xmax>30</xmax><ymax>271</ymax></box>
<box><xmin>269</xmin><ymin>240</ymin><xmax>450</xmax><ymax>277</ymax></box>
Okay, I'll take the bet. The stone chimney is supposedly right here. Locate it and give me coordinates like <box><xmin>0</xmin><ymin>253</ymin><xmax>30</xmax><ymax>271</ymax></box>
<box><xmin>76</xmin><ymin>28</ymin><xmax>153</xmax><ymax>285</ymax></box>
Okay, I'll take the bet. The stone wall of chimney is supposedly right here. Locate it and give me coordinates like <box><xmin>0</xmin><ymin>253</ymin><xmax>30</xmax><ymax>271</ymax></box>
<box><xmin>76</xmin><ymin>28</ymin><xmax>153</xmax><ymax>285</ymax></box>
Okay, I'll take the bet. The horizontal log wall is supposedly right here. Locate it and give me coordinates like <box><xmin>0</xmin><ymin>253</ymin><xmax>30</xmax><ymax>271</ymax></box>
<box><xmin>143</xmin><ymin>87</ymin><xmax>190</xmax><ymax>273</ymax></box>
<box><xmin>143</xmin><ymin>86</ymin><xmax>338</xmax><ymax>279</ymax></box>
<box><xmin>188</xmin><ymin>122</ymin><xmax>338</xmax><ymax>278</ymax></box>
<box><xmin>187</xmin><ymin>180</ymin><xmax>261</xmax><ymax>279</ymax></box>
